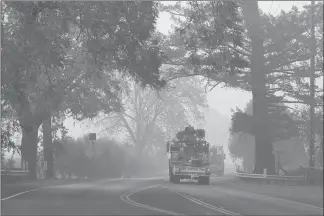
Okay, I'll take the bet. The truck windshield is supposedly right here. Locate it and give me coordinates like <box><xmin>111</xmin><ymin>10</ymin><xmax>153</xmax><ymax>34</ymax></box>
<box><xmin>171</xmin><ymin>143</ymin><xmax>209</xmax><ymax>164</ymax></box>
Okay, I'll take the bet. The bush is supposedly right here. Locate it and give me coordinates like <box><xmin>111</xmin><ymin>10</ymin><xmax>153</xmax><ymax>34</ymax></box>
<box><xmin>54</xmin><ymin>136</ymin><xmax>167</xmax><ymax>179</ymax></box>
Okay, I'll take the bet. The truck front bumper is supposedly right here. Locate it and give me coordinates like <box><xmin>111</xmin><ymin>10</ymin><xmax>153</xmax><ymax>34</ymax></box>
<box><xmin>173</xmin><ymin>172</ymin><xmax>210</xmax><ymax>180</ymax></box>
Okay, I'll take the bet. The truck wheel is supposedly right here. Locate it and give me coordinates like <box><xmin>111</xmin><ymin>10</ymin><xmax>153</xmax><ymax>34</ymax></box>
<box><xmin>169</xmin><ymin>174</ymin><xmax>174</xmax><ymax>183</ymax></box>
<box><xmin>198</xmin><ymin>176</ymin><xmax>210</xmax><ymax>185</ymax></box>
<box><xmin>197</xmin><ymin>177</ymin><xmax>203</xmax><ymax>185</ymax></box>
<box><xmin>173</xmin><ymin>176</ymin><xmax>180</xmax><ymax>184</ymax></box>
<box><xmin>205</xmin><ymin>176</ymin><xmax>210</xmax><ymax>185</ymax></box>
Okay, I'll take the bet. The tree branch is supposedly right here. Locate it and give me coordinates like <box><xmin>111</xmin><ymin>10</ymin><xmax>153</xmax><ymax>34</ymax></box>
<box><xmin>119</xmin><ymin>113</ymin><xmax>137</xmax><ymax>144</ymax></box>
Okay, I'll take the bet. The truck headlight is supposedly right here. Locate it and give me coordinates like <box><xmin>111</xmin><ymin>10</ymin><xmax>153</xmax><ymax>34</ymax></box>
<box><xmin>206</xmin><ymin>167</ymin><xmax>211</xmax><ymax>173</ymax></box>
<box><xmin>172</xmin><ymin>167</ymin><xmax>180</xmax><ymax>174</ymax></box>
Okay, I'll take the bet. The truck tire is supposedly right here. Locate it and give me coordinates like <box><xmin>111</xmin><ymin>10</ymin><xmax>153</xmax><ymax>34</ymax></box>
<box><xmin>205</xmin><ymin>176</ymin><xmax>210</xmax><ymax>185</ymax></box>
<box><xmin>198</xmin><ymin>176</ymin><xmax>210</xmax><ymax>185</ymax></box>
<box><xmin>170</xmin><ymin>174</ymin><xmax>179</xmax><ymax>183</ymax></box>
<box><xmin>172</xmin><ymin>175</ymin><xmax>180</xmax><ymax>184</ymax></box>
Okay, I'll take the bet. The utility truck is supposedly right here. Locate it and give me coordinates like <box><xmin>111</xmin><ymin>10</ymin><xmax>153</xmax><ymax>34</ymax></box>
<box><xmin>209</xmin><ymin>146</ymin><xmax>225</xmax><ymax>176</ymax></box>
<box><xmin>166</xmin><ymin>126</ymin><xmax>211</xmax><ymax>185</ymax></box>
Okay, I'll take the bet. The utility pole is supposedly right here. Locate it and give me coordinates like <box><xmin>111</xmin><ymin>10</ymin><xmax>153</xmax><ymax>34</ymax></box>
<box><xmin>309</xmin><ymin>0</ymin><xmax>316</xmax><ymax>168</ymax></box>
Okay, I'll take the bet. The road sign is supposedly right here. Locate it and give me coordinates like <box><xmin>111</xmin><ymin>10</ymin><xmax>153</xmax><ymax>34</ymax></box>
<box><xmin>89</xmin><ymin>133</ymin><xmax>96</xmax><ymax>141</ymax></box>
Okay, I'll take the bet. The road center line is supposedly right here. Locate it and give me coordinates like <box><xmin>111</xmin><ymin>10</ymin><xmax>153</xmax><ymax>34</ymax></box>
<box><xmin>120</xmin><ymin>184</ymin><xmax>183</xmax><ymax>216</ymax></box>
<box><xmin>162</xmin><ymin>184</ymin><xmax>241</xmax><ymax>216</ymax></box>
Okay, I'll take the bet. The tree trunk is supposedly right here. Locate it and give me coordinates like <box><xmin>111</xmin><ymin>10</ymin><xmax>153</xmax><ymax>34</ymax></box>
<box><xmin>20</xmin><ymin>132</ymin><xmax>26</xmax><ymax>169</ymax></box>
<box><xmin>43</xmin><ymin>117</ymin><xmax>54</xmax><ymax>179</ymax></box>
<box><xmin>23</xmin><ymin>126</ymin><xmax>39</xmax><ymax>180</ymax></box>
<box><xmin>242</xmin><ymin>1</ymin><xmax>276</xmax><ymax>174</ymax></box>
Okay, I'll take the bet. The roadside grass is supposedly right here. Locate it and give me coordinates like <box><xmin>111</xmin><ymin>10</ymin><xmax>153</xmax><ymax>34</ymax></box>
<box><xmin>212</xmin><ymin>178</ymin><xmax>323</xmax><ymax>207</ymax></box>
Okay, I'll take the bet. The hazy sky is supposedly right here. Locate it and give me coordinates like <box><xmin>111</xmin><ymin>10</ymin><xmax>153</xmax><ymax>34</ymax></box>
<box><xmin>157</xmin><ymin>1</ymin><xmax>310</xmax><ymax>116</ymax></box>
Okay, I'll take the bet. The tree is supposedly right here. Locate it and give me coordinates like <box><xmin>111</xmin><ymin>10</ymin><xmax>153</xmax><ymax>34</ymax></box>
<box><xmin>161</xmin><ymin>1</ymin><xmax>275</xmax><ymax>174</ymax></box>
<box><xmin>240</xmin><ymin>2</ymin><xmax>323</xmax><ymax>173</ymax></box>
<box><xmin>293</xmin><ymin>107</ymin><xmax>323</xmax><ymax>167</ymax></box>
<box><xmin>229</xmin><ymin>99</ymin><xmax>307</xmax><ymax>173</ymax></box>
<box><xmin>2</xmin><ymin>1</ymin><xmax>165</xmax><ymax>179</ymax></box>
<box><xmin>239</xmin><ymin>1</ymin><xmax>276</xmax><ymax>174</ymax></box>
<box><xmin>1</xmin><ymin>103</ymin><xmax>21</xmax><ymax>152</ymax></box>
<box><xmin>260</xmin><ymin>4</ymin><xmax>323</xmax><ymax>108</ymax></box>
<box><xmin>200</xmin><ymin>3</ymin><xmax>323</xmax><ymax>107</ymax></box>
<box><xmin>95</xmin><ymin>76</ymin><xmax>207</xmax><ymax>160</ymax></box>
<box><xmin>160</xmin><ymin>1</ymin><xmax>248</xmax><ymax>84</ymax></box>
<box><xmin>158</xmin><ymin>2</ymin><xmax>322</xmax><ymax>174</ymax></box>
<box><xmin>54</xmin><ymin>136</ymin><xmax>164</xmax><ymax>179</ymax></box>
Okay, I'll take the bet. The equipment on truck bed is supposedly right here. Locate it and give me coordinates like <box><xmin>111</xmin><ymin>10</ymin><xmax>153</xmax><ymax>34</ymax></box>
<box><xmin>209</xmin><ymin>146</ymin><xmax>225</xmax><ymax>176</ymax></box>
<box><xmin>166</xmin><ymin>126</ymin><xmax>211</xmax><ymax>185</ymax></box>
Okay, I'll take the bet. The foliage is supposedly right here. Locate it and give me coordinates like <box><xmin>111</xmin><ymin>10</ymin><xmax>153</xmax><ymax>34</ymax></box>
<box><xmin>1</xmin><ymin>1</ymin><xmax>166</xmax><ymax>178</ymax></box>
<box><xmin>292</xmin><ymin>107</ymin><xmax>323</xmax><ymax>167</ymax></box>
<box><xmin>230</xmin><ymin>99</ymin><xmax>300</xmax><ymax>143</ymax></box>
<box><xmin>225</xmin><ymin>3</ymin><xmax>323</xmax><ymax>105</ymax></box>
<box><xmin>2</xmin><ymin>1</ymin><xmax>167</xmax><ymax>124</ymax></box>
<box><xmin>94</xmin><ymin>76</ymin><xmax>207</xmax><ymax>153</ymax></box>
<box><xmin>229</xmin><ymin>99</ymin><xmax>305</xmax><ymax>168</ymax></box>
<box><xmin>161</xmin><ymin>2</ymin><xmax>323</xmax><ymax>106</ymax></box>
<box><xmin>261</xmin><ymin>3</ymin><xmax>323</xmax><ymax>107</ymax></box>
<box><xmin>160</xmin><ymin>1</ymin><xmax>249</xmax><ymax>89</ymax></box>
<box><xmin>54</xmin><ymin>136</ymin><xmax>166</xmax><ymax>178</ymax></box>
<box><xmin>1</xmin><ymin>103</ymin><xmax>21</xmax><ymax>152</ymax></box>
<box><xmin>3</xmin><ymin>158</ymin><xmax>16</xmax><ymax>170</ymax></box>
<box><xmin>229</xmin><ymin>132</ymin><xmax>309</xmax><ymax>172</ymax></box>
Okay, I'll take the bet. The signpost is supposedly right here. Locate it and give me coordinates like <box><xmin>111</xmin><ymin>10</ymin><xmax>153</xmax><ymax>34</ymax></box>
<box><xmin>89</xmin><ymin>133</ymin><xmax>96</xmax><ymax>141</ymax></box>
<box><xmin>89</xmin><ymin>133</ymin><xmax>96</xmax><ymax>159</ymax></box>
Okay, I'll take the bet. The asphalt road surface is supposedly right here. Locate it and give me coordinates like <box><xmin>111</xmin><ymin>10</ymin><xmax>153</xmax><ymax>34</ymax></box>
<box><xmin>2</xmin><ymin>176</ymin><xmax>323</xmax><ymax>215</ymax></box>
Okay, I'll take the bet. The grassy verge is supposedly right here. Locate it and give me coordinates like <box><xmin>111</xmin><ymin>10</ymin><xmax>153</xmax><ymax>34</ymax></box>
<box><xmin>213</xmin><ymin>178</ymin><xmax>323</xmax><ymax>207</ymax></box>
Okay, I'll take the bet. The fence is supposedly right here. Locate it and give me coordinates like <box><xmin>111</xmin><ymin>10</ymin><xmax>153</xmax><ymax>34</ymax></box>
<box><xmin>235</xmin><ymin>166</ymin><xmax>323</xmax><ymax>185</ymax></box>
<box><xmin>1</xmin><ymin>169</ymin><xmax>30</xmax><ymax>184</ymax></box>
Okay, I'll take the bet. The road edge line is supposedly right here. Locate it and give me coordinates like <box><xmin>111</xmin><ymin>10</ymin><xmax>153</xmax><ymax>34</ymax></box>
<box><xmin>161</xmin><ymin>184</ymin><xmax>240</xmax><ymax>216</ymax></box>
<box><xmin>1</xmin><ymin>188</ymin><xmax>41</xmax><ymax>201</ymax></box>
<box><xmin>1</xmin><ymin>178</ymin><xmax>110</xmax><ymax>201</ymax></box>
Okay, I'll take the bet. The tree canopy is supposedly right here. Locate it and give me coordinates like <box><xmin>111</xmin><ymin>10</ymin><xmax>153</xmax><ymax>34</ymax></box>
<box><xmin>1</xmin><ymin>1</ymin><xmax>167</xmax><ymax>179</ymax></box>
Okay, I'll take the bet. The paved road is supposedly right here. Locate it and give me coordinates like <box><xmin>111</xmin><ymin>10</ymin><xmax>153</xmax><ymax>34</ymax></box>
<box><xmin>2</xmin><ymin>176</ymin><xmax>323</xmax><ymax>215</ymax></box>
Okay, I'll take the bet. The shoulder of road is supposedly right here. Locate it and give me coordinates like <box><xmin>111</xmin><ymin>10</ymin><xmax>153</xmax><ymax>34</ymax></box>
<box><xmin>211</xmin><ymin>177</ymin><xmax>323</xmax><ymax>208</ymax></box>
